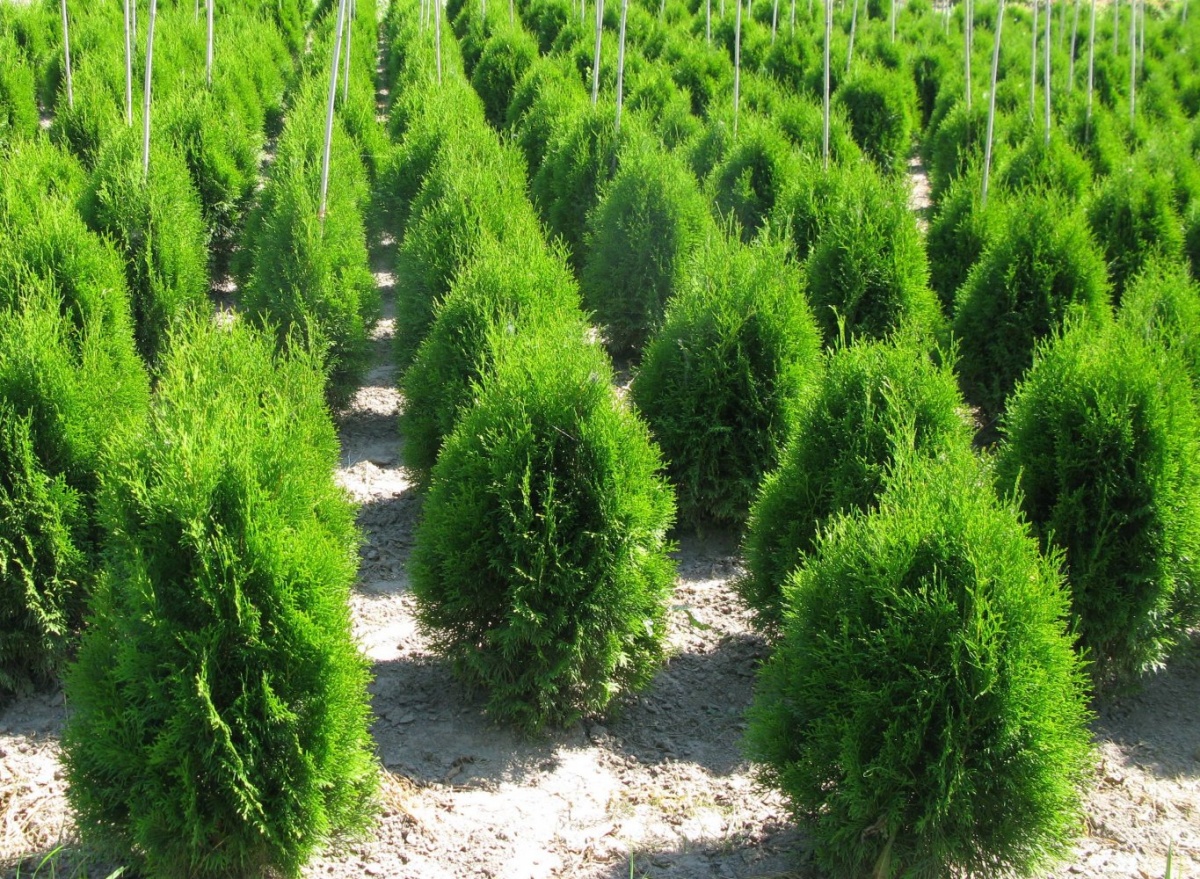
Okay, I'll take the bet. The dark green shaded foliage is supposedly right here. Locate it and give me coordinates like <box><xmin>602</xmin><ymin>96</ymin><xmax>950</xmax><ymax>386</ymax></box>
<box><xmin>740</xmin><ymin>335</ymin><xmax>972</xmax><ymax>631</ymax></box>
<box><xmin>834</xmin><ymin>63</ymin><xmax>914</xmax><ymax>174</ymax></box>
<box><xmin>64</xmin><ymin>319</ymin><xmax>378</xmax><ymax>879</ymax></box>
<box><xmin>0</xmin><ymin>404</ymin><xmax>86</xmax><ymax>702</ymax></box>
<box><xmin>664</xmin><ymin>38</ymin><xmax>731</xmax><ymax>117</ymax></box>
<box><xmin>925</xmin><ymin>99</ymin><xmax>992</xmax><ymax>204</ymax></box>
<box><xmin>401</xmin><ymin>235</ymin><xmax>585</xmax><ymax>478</ymax></box>
<box><xmin>411</xmin><ymin>332</ymin><xmax>677</xmax><ymax>732</ymax></box>
<box><xmin>242</xmin><ymin>92</ymin><xmax>378</xmax><ymax>409</ymax></box>
<box><xmin>747</xmin><ymin>450</ymin><xmax>1093</xmax><ymax>879</ymax></box>
<box><xmin>80</xmin><ymin>128</ymin><xmax>209</xmax><ymax>368</ymax></box>
<box><xmin>1064</xmin><ymin>101</ymin><xmax>1135</xmax><ymax>178</ymax></box>
<box><xmin>953</xmin><ymin>192</ymin><xmax>1111</xmax><ymax>416</ymax></box>
<box><xmin>685</xmin><ymin>114</ymin><xmax>735</xmax><ymax>183</ymax></box>
<box><xmin>396</xmin><ymin>136</ymin><xmax>541</xmax><ymax>370</ymax></box>
<box><xmin>471</xmin><ymin>25</ymin><xmax>539</xmax><ymax>129</ymax></box>
<box><xmin>711</xmin><ymin>117</ymin><xmax>801</xmax><ymax>241</ymax></box>
<box><xmin>582</xmin><ymin>143</ymin><xmax>712</xmax><ymax>354</ymax></box>
<box><xmin>926</xmin><ymin>170</ymin><xmax>1006</xmax><ymax>313</ymax></box>
<box><xmin>804</xmin><ymin>168</ymin><xmax>940</xmax><ymax>346</ymax></box>
<box><xmin>531</xmin><ymin>100</ymin><xmax>645</xmax><ymax>269</ymax></box>
<box><xmin>997</xmin><ymin>321</ymin><xmax>1200</xmax><ymax>686</ymax></box>
<box><xmin>632</xmin><ymin>233</ymin><xmax>823</xmax><ymax>526</ymax></box>
<box><xmin>1087</xmin><ymin>159</ymin><xmax>1185</xmax><ymax>302</ymax></box>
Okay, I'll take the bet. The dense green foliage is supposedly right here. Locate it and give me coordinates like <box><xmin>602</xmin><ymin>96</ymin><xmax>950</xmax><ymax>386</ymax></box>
<box><xmin>740</xmin><ymin>336</ymin><xmax>972</xmax><ymax>631</ymax></box>
<box><xmin>954</xmin><ymin>192</ymin><xmax>1112</xmax><ymax>416</ymax></box>
<box><xmin>581</xmin><ymin>141</ymin><xmax>711</xmax><ymax>353</ymax></box>
<box><xmin>632</xmin><ymin>233</ymin><xmax>822</xmax><ymax>526</ymax></box>
<box><xmin>710</xmin><ymin>116</ymin><xmax>800</xmax><ymax>241</ymax></box>
<box><xmin>747</xmin><ymin>451</ymin><xmax>1093</xmax><ymax>879</ymax></box>
<box><xmin>1117</xmin><ymin>256</ymin><xmax>1200</xmax><ymax>389</ymax></box>
<box><xmin>411</xmin><ymin>333</ymin><xmax>677</xmax><ymax>731</ymax></box>
<box><xmin>926</xmin><ymin>170</ymin><xmax>1005</xmax><ymax>313</ymax></box>
<box><xmin>64</xmin><ymin>319</ymin><xmax>378</xmax><ymax>879</ymax></box>
<box><xmin>835</xmin><ymin>63</ymin><xmax>915</xmax><ymax>174</ymax></box>
<box><xmin>997</xmin><ymin>321</ymin><xmax>1200</xmax><ymax>686</ymax></box>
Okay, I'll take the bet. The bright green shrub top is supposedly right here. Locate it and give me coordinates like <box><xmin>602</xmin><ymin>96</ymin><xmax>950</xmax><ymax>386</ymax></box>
<box><xmin>769</xmin><ymin>157</ymin><xmax>854</xmax><ymax>264</ymax></box>
<box><xmin>998</xmin><ymin>134</ymin><xmax>1094</xmax><ymax>202</ymax></box>
<box><xmin>834</xmin><ymin>63</ymin><xmax>915</xmax><ymax>175</ymax></box>
<box><xmin>401</xmin><ymin>234</ymin><xmax>586</xmax><ymax>478</ymax></box>
<box><xmin>0</xmin><ymin>35</ymin><xmax>38</xmax><ymax>143</ymax></box>
<box><xmin>632</xmin><ymin>233</ymin><xmax>823</xmax><ymax>526</ymax></box>
<box><xmin>505</xmin><ymin>54</ymin><xmax>586</xmax><ymax>173</ymax></box>
<box><xmin>1118</xmin><ymin>256</ymin><xmax>1200</xmax><ymax>393</ymax></box>
<box><xmin>1087</xmin><ymin>158</ymin><xmax>1186</xmax><ymax>302</ymax></box>
<box><xmin>64</xmin><ymin>318</ymin><xmax>378</xmax><ymax>879</ymax></box>
<box><xmin>581</xmin><ymin>141</ymin><xmax>712</xmax><ymax>354</ymax></box>
<box><xmin>997</xmin><ymin>321</ymin><xmax>1200</xmax><ymax>686</ymax></box>
<box><xmin>953</xmin><ymin>191</ymin><xmax>1112</xmax><ymax>416</ymax></box>
<box><xmin>710</xmin><ymin>116</ymin><xmax>801</xmax><ymax>242</ymax></box>
<box><xmin>411</xmin><ymin>332</ymin><xmax>677</xmax><ymax>732</ymax></box>
<box><xmin>926</xmin><ymin>169</ymin><xmax>1007</xmax><ymax>314</ymax></box>
<box><xmin>747</xmin><ymin>450</ymin><xmax>1093</xmax><ymax>879</ymax></box>
<box><xmin>804</xmin><ymin>167</ymin><xmax>941</xmax><ymax>347</ymax></box>
<box><xmin>740</xmin><ymin>335</ymin><xmax>973</xmax><ymax>632</ymax></box>
<box><xmin>80</xmin><ymin>128</ymin><xmax>210</xmax><ymax>368</ymax></box>
<box><xmin>472</xmin><ymin>24</ymin><xmax>540</xmax><ymax>129</ymax></box>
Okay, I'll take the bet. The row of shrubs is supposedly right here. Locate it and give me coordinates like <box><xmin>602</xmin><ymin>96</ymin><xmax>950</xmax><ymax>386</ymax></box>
<box><xmin>4</xmin><ymin>4</ymin><xmax>383</xmax><ymax>877</ymax></box>
<box><xmin>380</xmin><ymin>0</ymin><xmax>680</xmax><ymax>733</ymax></box>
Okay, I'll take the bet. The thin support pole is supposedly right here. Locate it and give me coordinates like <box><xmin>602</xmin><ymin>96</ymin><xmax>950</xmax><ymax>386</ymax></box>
<box><xmin>142</xmin><ymin>0</ymin><xmax>158</xmax><ymax>177</ymax></box>
<box><xmin>982</xmin><ymin>0</ymin><xmax>1004</xmax><ymax>207</ymax></box>
<box><xmin>124</xmin><ymin>0</ymin><xmax>133</xmax><ymax>124</ymax></box>
<box><xmin>320</xmin><ymin>0</ymin><xmax>348</xmax><ymax>224</ymax></box>
<box><xmin>734</xmin><ymin>0</ymin><xmax>742</xmax><ymax>139</ymax></box>
<box><xmin>61</xmin><ymin>0</ymin><xmax>73</xmax><ymax>110</ymax></box>
<box><xmin>592</xmin><ymin>0</ymin><xmax>603</xmax><ymax>105</ymax></box>
<box><xmin>616</xmin><ymin>0</ymin><xmax>628</xmax><ymax>133</ymax></box>
<box><xmin>823</xmin><ymin>0</ymin><xmax>831</xmax><ymax>169</ymax></box>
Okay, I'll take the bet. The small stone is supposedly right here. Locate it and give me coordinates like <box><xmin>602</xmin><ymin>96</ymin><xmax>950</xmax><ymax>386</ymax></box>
<box><xmin>397</xmin><ymin>712</ymin><xmax>416</xmax><ymax>725</ymax></box>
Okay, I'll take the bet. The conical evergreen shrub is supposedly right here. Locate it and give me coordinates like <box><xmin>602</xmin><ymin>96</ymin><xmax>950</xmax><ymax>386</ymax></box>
<box><xmin>1118</xmin><ymin>256</ymin><xmax>1200</xmax><ymax>390</ymax></box>
<box><xmin>998</xmin><ymin>134</ymin><xmax>1093</xmax><ymax>201</ymax></box>
<box><xmin>739</xmin><ymin>335</ymin><xmax>973</xmax><ymax>631</ymax></box>
<box><xmin>834</xmin><ymin>63</ymin><xmax>916</xmax><ymax>175</ymax></box>
<box><xmin>400</xmin><ymin>234</ymin><xmax>586</xmax><ymax>478</ymax></box>
<box><xmin>64</xmin><ymin>318</ymin><xmax>378</xmax><ymax>878</ymax></box>
<box><xmin>581</xmin><ymin>141</ymin><xmax>712</xmax><ymax>355</ymax></box>
<box><xmin>471</xmin><ymin>24</ymin><xmax>539</xmax><ymax>129</ymax></box>
<box><xmin>953</xmin><ymin>191</ymin><xmax>1112</xmax><ymax>416</ymax></box>
<box><xmin>804</xmin><ymin>168</ymin><xmax>941</xmax><ymax>346</ymax></box>
<box><xmin>769</xmin><ymin>158</ymin><xmax>855</xmax><ymax>264</ymax></box>
<box><xmin>1087</xmin><ymin>158</ymin><xmax>1186</xmax><ymax>302</ymax></box>
<box><xmin>746</xmin><ymin>450</ymin><xmax>1094</xmax><ymax>879</ymax></box>
<box><xmin>926</xmin><ymin>169</ymin><xmax>1006</xmax><ymax>314</ymax></box>
<box><xmin>411</xmin><ymin>332</ymin><xmax>676</xmax><ymax>732</ymax></box>
<box><xmin>632</xmin><ymin>233</ymin><xmax>823</xmax><ymax>526</ymax></box>
<box><xmin>80</xmin><ymin>127</ymin><xmax>209</xmax><ymax>368</ymax></box>
<box><xmin>710</xmin><ymin>117</ymin><xmax>800</xmax><ymax>242</ymax></box>
<box><xmin>996</xmin><ymin>321</ymin><xmax>1200</xmax><ymax>686</ymax></box>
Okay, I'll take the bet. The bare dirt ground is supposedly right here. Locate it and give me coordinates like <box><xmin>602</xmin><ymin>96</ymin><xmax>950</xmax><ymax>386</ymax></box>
<box><xmin>3</xmin><ymin>239</ymin><xmax>1198</xmax><ymax>879</ymax></box>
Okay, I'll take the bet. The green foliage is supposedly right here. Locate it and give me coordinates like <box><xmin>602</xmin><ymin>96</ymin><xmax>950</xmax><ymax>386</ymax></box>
<box><xmin>531</xmin><ymin>100</ymin><xmax>645</xmax><ymax>268</ymax></box>
<box><xmin>581</xmin><ymin>142</ymin><xmax>711</xmax><ymax>354</ymax></box>
<box><xmin>80</xmin><ymin>128</ymin><xmax>209</xmax><ymax>368</ymax></box>
<box><xmin>0</xmin><ymin>404</ymin><xmax>85</xmax><ymax>701</ymax></box>
<box><xmin>632</xmin><ymin>233</ymin><xmax>822</xmax><ymax>526</ymax></box>
<box><xmin>834</xmin><ymin>63</ymin><xmax>915</xmax><ymax>175</ymax></box>
<box><xmin>926</xmin><ymin>170</ymin><xmax>1006</xmax><ymax>313</ymax></box>
<box><xmin>1118</xmin><ymin>256</ymin><xmax>1200</xmax><ymax>391</ymax></box>
<box><xmin>740</xmin><ymin>335</ymin><xmax>972</xmax><ymax>631</ymax></box>
<box><xmin>471</xmin><ymin>25</ymin><xmax>539</xmax><ymax>129</ymax></box>
<box><xmin>710</xmin><ymin>117</ymin><xmax>800</xmax><ymax>241</ymax></box>
<box><xmin>953</xmin><ymin>191</ymin><xmax>1112</xmax><ymax>416</ymax></box>
<box><xmin>997</xmin><ymin>320</ymin><xmax>1200</xmax><ymax>685</ymax></box>
<box><xmin>0</xmin><ymin>138</ymin><xmax>86</xmax><ymax>220</ymax></box>
<box><xmin>998</xmin><ymin>134</ymin><xmax>1094</xmax><ymax>202</ymax></box>
<box><xmin>411</xmin><ymin>332</ymin><xmax>677</xmax><ymax>732</ymax></box>
<box><xmin>746</xmin><ymin>450</ymin><xmax>1093</xmax><ymax>879</ymax></box>
<box><xmin>804</xmin><ymin>168</ymin><xmax>940</xmax><ymax>346</ymax></box>
<box><xmin>769</xmin><ymin>157</ymin><xmax>854</xmax><ymax>263</ymax></box>
<box><xmin>1087</xmin><ymin>158</ymin><xmax>1185</xmax><ymax>302</ymax></box>
<box><xmin>925</xmin><ymin>99</ymin><xmax>991</xmax><ymax>204</ymax></box>
<box><xmin>396</xmin><ymin>134</ymin><xmax>541</xmax><ymax>370</ymax></box>
<box><xmin>242</xmin><ymin>91</ymin><xmax>378</xmax><ymax>409</ymax></box>
<box><xmin>0</xmin><ymin>35</ymin><xmax>38</xmax><ymax>143</ymax></box>
<box><xmin>64</xmin><ymin>318</ymin><xmax>378</xmax><ymax>878</ymax></box>
<box><xmin>401</xmin><ymin>235</ymin><xmax>585</xmax><ymax>478</ymax></box>
<box><xmin>773</xmin><ymin>94</ymin><xmax>862</xmax><ymax>165</ymax></box>
<box><xmin>506</xmin><ymin>54</ymin><xmax>586</xmax><ymax>173</ymax></box>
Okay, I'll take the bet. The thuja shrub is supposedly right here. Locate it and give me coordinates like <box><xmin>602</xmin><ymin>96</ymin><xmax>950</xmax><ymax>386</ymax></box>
<box><xmin>769</xmin><ymin>158</ymin><xmax>855</xmax><ymax>263</ymax></box>
<box><xmin>804</xmin><ymin>169</ymin><xmax>941</xmax><ymax>347</ymax></box>
<box><xmin>242</xmin><ymin>99</ymin><xmax>378</xmax><ymax>409</ymax></box>
<box><xmin>954</xmin><ymin>191</ymin><xmax>1111</xmax><ymax>416</ymax></box>
<box><xmin>997</xmin><ymin>322</ymin><xmax>1200</xmax><ymax>685</ymax></box>
<box><xmin>834</xmin><ymin>64</ymin><xmax>915</xmax><ymax>175</ymax></box>
<box><xmin>1087</xmin><ymin>158</ymin><xmax>1185</xmax><ymax>302</ymax></box>
<box><xmin>506</xmin><ymin>55</ymin><xmax>586</xmax><ymax>173</ymax></box>
<box><xmin>471</xmin><ymin>25</ymin><xmax>539</xmax><ymax>129</ymax></box>
<box><xmin>997</xmin><ymin>135</ymin><xmax>1093</xmax><ymax>202</ymax></box>
<box><xmin>0</xmin><ymin>404</ymin><xmax>85</xmax><ymax>701</ymax></box>
<box><xmin>396</xmin><ymin>137</ymin><xmax>541</xmax><ymax>369</ymax></box>
<box><xmin>0</xmin><ymin>36</ymin><xmax>38</xmax><ymax>142</ymax></box>
<box><xmin>746</xmin><ymin>450</ymin><xmax>1093</xmax><ymax>879</ymax></box>
<box><xmin>711</xmin><ymin>117</ymin><xmax>801</xmax><ymax>242</ymax></box>
<box><xmin>632</xmin><ymin>233</ymin><xmax>823</xmax><ymax>526</ymax></box>
<box><xmin>0</xmin><ymin>138</ymin><xmax>86</xmax><ymax>221</ymax></box>
<box><xmin>739</xmin><ymin>335</ymin><xmax>972</xmax><ymax>631</ymax></box>
<box><xmin>774</xmin><ymin>95</ymin><xmax>861</xmax><ymax>165</ymax></box>
<box><xmin>926</xmin><ymin>170</ymin><xmax>1006</xmax><ymax>313</ymax></box>
<box><xmin>400</xmin><ymin>235</ymin><xmax>585</xmax><ymax>478</ymax></box>
<box><xmin>63</xmin><ymin>318</ymin><xmax>378</xmax><ymax>879</ymax></box>
<box><xmin>80</xmin><ymin>128</ymin><xmax>209</xmax><ymax>368</ymax></box>
<box><xmin>411</xmin><ymin>332</ymin><xmax>677</xmax><ymax>732</ymax></box>
<box><xmin>1117</xmin><ymin>256</ymin><xmax>1200</xmax><ymax>389</ymax></box>
<box><xmin>925</xmin><ymin>99</ymin><xmax>992</xmax><ymax>204</ymax></box>
<box><xmin>581</xmin><ymin>142</ymin><xmax>712</xmax><ymax>354</ymax></box>
<box><xmin>531</xmin><ymin>100</ymin><xmax>645</xmax><ymax>269</ymax></box>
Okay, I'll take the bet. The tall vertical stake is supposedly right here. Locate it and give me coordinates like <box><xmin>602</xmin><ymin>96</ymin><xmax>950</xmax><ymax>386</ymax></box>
<box><xmin>1086</xmin><ymin>0</ymin><xmax>1096</xmax><ymax>125</ymax></box>
<box><xmin>982</xmin><ymin>0</ymin><xmax>1004</xmax><ymax>207</ymax></box>
<box><xmin>616</xmin><ymin>0</ymin><xmax>629</xmax><ymax>132</ymax></box>
<box><xmin>320</xmin><ymin>0</ymin><xmax>348</xmax><ymax>225</ymax></box>
<box><xmin>965</xmin><ymin>0</ymin><xmax>973</xmax><ymax>112</ymax></box>
<box><xmin>734</xmin><ymin>0</ymin><xmax>742</xmax><ymax>139</ymax></box>
<box><xmin>434</xmin><ymin>0</ymin><xmax>442</xmax><ymax>83</ymax></box>
<box><xmin>124</xmin><ymin>0</ymin><xmax>133</xmax><ymax>124</ymax></box>
<box><xmin>823</xmin><ymin>0</ymin><xmax>831</xmax><ymax>169</ymax></box>
<box><xmin>846</xmin><ymin>0</ymin><xmax>859</xmax><ymax>73</ymax></box>
<box><xmin>61</xmin><ymin>0</ymin><xmax>74</xmax><ymax>110</ymax></box>
<box><xmin>206</xmin><ymin>0</ymin><xmax>213</xmax><ymax>89</ymax></box>
<box><xmin>343</xmin><ymin>0</ymin><xmax>354</xmax><ymax>103</ymax></box>
<box><xmin>1068</xmin><ymin>0</ymin><xmax>1080</xmax><ymax>90</ymax></box>
<box><xmin>1030</xmin><ymin>0</ymin><xmax>1039</xmax><ymax>119</ymax></box>
<box><xmin>1044</xmin><ymin>0</ymin><xmax>1051</xmax><ymax>142</ymax></box>
<box><xmin>142</xmin><ymin>0</ymin><xmax>158</xmax><ymax>177</ymax></box>
<box><xmin>592</xmin><ymin>0</ymin><xmax>604</xmax><ymax>105</ymax></box>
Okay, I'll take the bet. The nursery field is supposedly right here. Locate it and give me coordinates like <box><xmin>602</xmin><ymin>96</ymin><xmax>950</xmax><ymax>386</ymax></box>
<box><xmin>4</xmin><ymin>0</ymin><xmax>1200</xmax><ymax>875</ymax></box>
